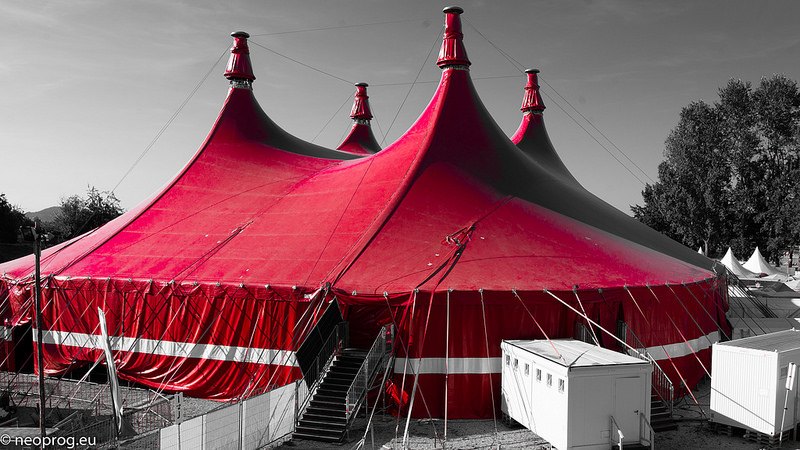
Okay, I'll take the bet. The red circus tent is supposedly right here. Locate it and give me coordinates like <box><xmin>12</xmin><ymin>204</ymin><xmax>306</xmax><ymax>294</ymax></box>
<box><xmin>0</xmin><ymin>8</ymin><xmax>728</xmax><ymax>420</ymax></box>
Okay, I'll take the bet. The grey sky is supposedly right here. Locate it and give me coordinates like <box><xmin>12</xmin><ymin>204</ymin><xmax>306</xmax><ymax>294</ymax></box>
<box><xmin>2</xmin><ymin>0</ymin><xmax>798</xmax><ymax>215</ymax></box>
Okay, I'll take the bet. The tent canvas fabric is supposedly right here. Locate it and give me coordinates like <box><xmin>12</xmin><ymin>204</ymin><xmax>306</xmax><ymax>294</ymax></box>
<box><xmin>720</xmin><ymin>247</ymin><xmax>760</xmax><ymax>279</ymax></box>
<box><xmin>743</xmin><ymin>247</ymin><xmax>786</xmax><ymax>278</ymax></box>
<box><xmin>0</xmin><ymin>9</ymin><xmax>729</xmax><ymax>419</ymax></box>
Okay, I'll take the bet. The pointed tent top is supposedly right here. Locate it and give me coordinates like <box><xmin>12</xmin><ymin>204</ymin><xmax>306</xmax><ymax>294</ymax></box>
<box><xmin>437</xmin><ymin>6</ymin><xmax>471</xmax><ymax>68</ymax></box>
<box><xmin>225</xmin><ymin>31</ymin><xmax>255</xmax><ymax>85</ymax></box>
<box><xmin>521</xmin><ymin>68</ymin><xmax>545</xmax><ymax>112</ymax></box>
<box><xmin>743</xmin><ymin>246</ymin><xmax>785</xmax><ymax>277</ymax></box>
<box><xmin>720</xmin><ymin>247</ymin><xmax>759</xmax><ymax>278</ymax></box>
<box><xmin>350</xmin><ymin>82</ymin><xmax>373</xmax><ymax>121</ymax></box>
<box><xmin>337</xmin><ymin>82</ymin><xmax>380</xmax><ymax>155</ymax></box>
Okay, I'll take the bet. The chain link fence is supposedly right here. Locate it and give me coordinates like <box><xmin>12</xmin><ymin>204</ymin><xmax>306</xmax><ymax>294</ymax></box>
<box><xmin>0</xmin><ymin>371</ymin><xmax>184</xmax><ymax>449</ymax></box>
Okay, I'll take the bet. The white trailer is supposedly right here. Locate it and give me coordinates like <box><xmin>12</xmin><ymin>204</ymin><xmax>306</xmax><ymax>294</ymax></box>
<box><xmin>501</xmin><ymin>339</ymin><xmax>652</xmax><ymax>450</ymax></box>
<box><xmin>710</xmin><ymin>328</ymin><xmax>800</xmax><ymax>436</ymax></box>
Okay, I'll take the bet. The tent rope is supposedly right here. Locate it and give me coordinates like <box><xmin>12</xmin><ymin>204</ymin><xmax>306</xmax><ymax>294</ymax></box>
<box><xmin>512</xmin><ymin>289</ymin><xmax>568</xmax><ymax>365</ymax></box>
<box><xmin>573</xmin><ymin>288</ymin><xmax>600</xmax><ymax>345</ymax></box>
<box><xmin>381</xmin><ymin>24</ymin><xmax>443</xmax><ymax>146</ymax></box>
<box><xmin>624</xmin><ymin>287</ymin><xmax>706</xmax><ymax>417</ymax></box>
<box><xmin>666</xmin><ymin>283</ymin><xmax>724</xmax><ymax>347</ymax></box>
<box><xmin>682</xmin><ymin>280</ymin><xmax>732</xmax><ymax>341</ymax></box>
<box><xmin>112</xmin><ymin>45</ymin><xmax>230</xmax><ymax>195</ymax></box>
<box><xmin>463</xmin><ymin>18</ymin><xmax>653</xmax><ymax>185</ymax></box>
<box><xmin>645</xmin><ymin>285</ymin><xmax>711</xmax><ymax>379</ymax></box>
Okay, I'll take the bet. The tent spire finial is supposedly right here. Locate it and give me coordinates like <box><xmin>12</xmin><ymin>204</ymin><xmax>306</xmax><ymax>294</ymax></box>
<box><xmin>521</xmin><ymin>69</ymin><xmax>545</xmax><ymax>113</ymax></box>
<box><xmin>437</xmin><ymin>6</ymin><xmax>471</xmax><ymax>69</ymax></box>
<box><xmin>350</xmin><ymin>82</ymin><xmax>373</xmax><ymax>123</ymax></box>
<box><xmin>224</xmin><ymin>31</ymin><xmax>255</xmax><ymax>89</ymax></box>
<box><xmin>337</xmin><ymin>82</ymin><xmax>381</xmax><ymax>155</ymax></box>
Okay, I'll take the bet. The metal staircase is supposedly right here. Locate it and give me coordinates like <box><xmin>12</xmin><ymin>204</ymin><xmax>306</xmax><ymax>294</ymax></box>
<box><xmin>616</xmin><ymin>321</ymin><xmax>679</xmax><ymax>433</ymax></box>
<box><xmin>575</xmin><ymin>321</ymin><xmax>679</xmax><ymax>434</ymax></box>
<box><xmin>650</xmin><ymin>393</ymin><xmax>678</xmax><ymax>432</ymax></box>
<box><xmin>294</xmin><ymin>348</ymin><xmax>368</xmax><ymax>442</ymax></box>
<box><xmin>293</xmin><ymin>324</ymin><xmax>393</xmax><ymax>444</ymax></box>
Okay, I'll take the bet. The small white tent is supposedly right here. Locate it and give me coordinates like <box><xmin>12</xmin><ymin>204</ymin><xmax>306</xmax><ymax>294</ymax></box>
<box><xmin>720</xmin><ymin>248</ymin><xmax>760</xmax><ymax>279</ymax></box>
<box><xmin>743</xmin><ymin>247</ymin><xmax>786</xmax><ymax>279</ymax></box>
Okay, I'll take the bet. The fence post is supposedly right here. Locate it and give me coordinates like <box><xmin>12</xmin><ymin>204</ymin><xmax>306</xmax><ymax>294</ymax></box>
<box><xmin>238</xmin><ymin>400</ymin><xmax>245</xmax><ymax>450</ymax></box>
<box><xmin>295</xmin><ymin>380</ymin><xmax>299</xmax><ymax>429</ymax></box>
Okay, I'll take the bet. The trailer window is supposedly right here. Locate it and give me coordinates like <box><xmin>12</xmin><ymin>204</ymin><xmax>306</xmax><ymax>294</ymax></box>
<box><xmin>524</xmin><ymin>363</ymin><xmax>530</xmax><ymax>376</ymax></box>
<box><xmin>547</xmin><ymin>373</ymin><xmax>552</xmax><ymax>387</ymax></box>
<box><xmin>513</xmin><ymin>358</ymin><xmax>518</xmax><ymax>369</ymax></box>
<box><xmin>536</xmin><ymin>369</ymin><xmax>542</xmax><ymax>382</ymax></box>
<box><xmin>505</xmin><ymin>355</ymin><xmax>510</xmax><ymax>366</ymax></box>
<box><xmin>558</xmin><ymin>378</ymin><xmax>565</xmax><ymax>393</ymax></box>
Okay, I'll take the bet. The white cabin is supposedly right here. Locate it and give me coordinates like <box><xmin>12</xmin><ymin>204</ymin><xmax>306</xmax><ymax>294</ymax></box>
<box><xmin>710</xmin><ymin>329</ymin><xmax>800</xmax><ymax>435</ymax></box>
<box><xmin>501</xmin><ymin>339</ymin><xmax>652</xmax><ymax>450</ymax></box>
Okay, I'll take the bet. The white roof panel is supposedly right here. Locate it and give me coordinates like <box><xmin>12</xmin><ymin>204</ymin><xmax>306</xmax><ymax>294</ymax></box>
<box><xmin>503</xmin><ymin>339</ymin><xmax>649</xmax><ymax>368</ymax></box>
<box><xmin>717</xmin><ymin>328</ymin><xmax>800</xmax><ymax>352</ymax></box>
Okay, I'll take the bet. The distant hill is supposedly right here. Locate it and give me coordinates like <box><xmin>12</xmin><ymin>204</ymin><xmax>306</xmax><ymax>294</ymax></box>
<box><xmin>25</xmin><ymin>206</ymin><xmax>61</xmax><ymax>222</ymax></box>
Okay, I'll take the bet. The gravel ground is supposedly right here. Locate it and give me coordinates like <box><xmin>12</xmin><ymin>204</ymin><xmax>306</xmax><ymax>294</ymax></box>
<box><xmin>277</xmin><ymin>379</ymin><xmax>774</xmax><ymax>450</ymax></box>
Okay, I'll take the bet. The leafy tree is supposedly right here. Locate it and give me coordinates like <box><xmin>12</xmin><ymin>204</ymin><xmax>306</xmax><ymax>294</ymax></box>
<box><xmin>634</xmin><ymin>75</ymin><xmax>800</xmax><ymax>263</ymax></box>
<box><xmin>0</xmin><ymin>193</ymin><xmax>32</xmax><ymax>243</ymax></box>
<box><xmin>633</xmin><ymin>101</ymin><xmax>733</xmax><ymax>256</ymax></box>
<box><xmin>48</xmin><ymin>187</ymin><xmax>124</xmax><ymax>242</ymax></box>
<box><xmin>749</xmin><ymin>75</ymin><xmax>800</xmax><ymax>262</ymax></box>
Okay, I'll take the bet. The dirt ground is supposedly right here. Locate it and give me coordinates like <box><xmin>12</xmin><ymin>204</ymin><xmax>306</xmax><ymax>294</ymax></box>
<box><xmin>277</xmin><ymin>379</ymin><xmax>778</xmax><ymax>450</ymax></box>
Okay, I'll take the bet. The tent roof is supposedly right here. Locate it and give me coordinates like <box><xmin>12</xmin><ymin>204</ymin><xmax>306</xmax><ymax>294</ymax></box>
<box><xmin>510</xmin><ymin>69</ymin><xmax>712</xmax><ymax>272</ymax></box>
<box><xmin>1</xmin><ymin>8</ymin><xmax>715</xmax><ymax>294</ymax></box>
<box><xmin>503</xmin><ymin>339</ymin><xmax>650</xmax><ymax>368</ymax></box>
<box><xmin>720</xmin><ymin>247</ymin><xmax>760</xmax><ymax>278</ymax></box>
<box><xmin>743</xmin><ymin>246</ymin><xmax>785</xmax><ymax>277</ymax></box>
<box><xmin>337</xmin><ymin>82</ymin><xmax>381</xmax><ymax>156</ymax></box>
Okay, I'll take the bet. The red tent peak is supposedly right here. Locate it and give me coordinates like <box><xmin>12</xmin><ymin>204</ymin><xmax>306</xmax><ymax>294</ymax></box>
<box><xmin>521</xmin><ymin>68</ymin><xmax>545</xmax><ymax>113</ymax></box>
<box><xmin>437</xmin><ymin>6</ymin><xmax>471</xmax><ymax>69</ymax></box>
<box><xmin>224</xmin><ymin>31</ymin><xmax>255</xmax><ymax>87</ymax></box>
<box><xmin>350</xmin><ymin>82</ymin><xmax>373</xmax><ymax>122</ymax></box>
<box><xmin>338</xmin><ymin>82</ymin><xmax>381</xmax><ymax>155</ymax></box>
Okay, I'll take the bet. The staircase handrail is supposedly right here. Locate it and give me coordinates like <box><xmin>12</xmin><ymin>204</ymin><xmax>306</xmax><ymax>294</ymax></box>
<box><xmin>721</xmin><ymin>266</ymin><xmax>777</xmax><ymax>320</ymax></box>
<box><xmin>618</xmin><ymin>320</ymin><xmax>674</xmax><ymax>415</ymax></box>
<box><xmin>345</xmin><ymin>324</ymin><xmax>394</xmax><ymax>423</ymax></box>
<box><xmin>609</xmin><ymin>415</ymin><xmax>624</xmax><ymax>450</ymax></box>
<box><xmin>297</xmin><ymin>321</ymin><xmax>348</xmax><ymax>419</ymax></box>
<box><xmin>574</xmin><ymin>321</ymin><xmax>595</xmax><ymax>345</ymax></box>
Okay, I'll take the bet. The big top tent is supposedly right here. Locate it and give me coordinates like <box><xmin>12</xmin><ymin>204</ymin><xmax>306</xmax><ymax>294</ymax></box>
<box><xmin>0</xmin><ymin>7</ymin><xmax>730</xmax><ymax>420</ymax></box>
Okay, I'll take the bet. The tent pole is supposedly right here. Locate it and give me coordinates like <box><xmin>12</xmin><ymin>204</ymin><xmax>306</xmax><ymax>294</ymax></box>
<box><xmin>444</xmin><ymin>289</ymin><xmax>450</xmax><ymax>448</ymax></box>
<box><xmin>32</xmin><ymin>224</ymin><xmax>47</xmax><ymax>442</ymax></box>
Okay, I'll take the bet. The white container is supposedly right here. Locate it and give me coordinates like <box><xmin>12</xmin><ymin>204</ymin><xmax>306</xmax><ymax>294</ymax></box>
<box><xmin>501</xmin><ymin>339</ymin><xmax>652</xmax><ymax>450</ymax></box>
<box><xmin>710</xmin><ymin>329</ymin><xmax>800</xmax><ymax>435</ymax></box>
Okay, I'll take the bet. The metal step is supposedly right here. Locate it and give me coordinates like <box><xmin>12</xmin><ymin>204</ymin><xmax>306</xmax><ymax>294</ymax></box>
<box><xmin>292</xmin><ymin>346</ymin><xmax>375</xmax><ymax>443</ymax></box>
<box><xmin>649</xmin><ymin>394</ymin><xmax>677</xmax><ymax>432</ymax></box>
<box><xmin>300</xmin><ymin>411</ymin><xmax>347</xmax><ymax>425</ymax></box>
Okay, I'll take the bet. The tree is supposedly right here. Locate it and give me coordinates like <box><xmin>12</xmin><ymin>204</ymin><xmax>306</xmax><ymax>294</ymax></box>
<box><xmin>48</xmin><ymin>187</ymin><xmax>124</xmax><ymax>242</ymax></box>
<box><xmin>634</xmin><ymin>75</ymin><xmax>800</xmax><ymax>262</ymax></box>
<box><xmin>0</xmin><ymin>193</ymin><xmax>32</xmax><ymax>243</ymax></box>
<box><xmin>632</xmin><ymin>101</ymin><xmax>733</xmax><ymax>256</ymax></box>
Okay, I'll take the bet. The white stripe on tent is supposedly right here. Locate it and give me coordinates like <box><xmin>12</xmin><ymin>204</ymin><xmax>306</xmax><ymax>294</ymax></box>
<box><xmin>645</xmin><ymin>330</ymin><xmax>720</xmax><ymax>361</ymax></box>
<box><xmin>34</xmin><ymin>329</ymin><xmax>299</xmax><ymax>367</ymax></box>
<box><xmin>395</xmin><ymin>331</ymin><xmax>720</xmax><ymax>375</ymax></box>
<box><xmin>395</xmin><ymin>357</ymin><xmax>503</xmax><ymax>375</ymax></box>
<box><xmin>31</xmin><ymin>328</ymin><xmax>719</xmax><ymax>375</ymax></box>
